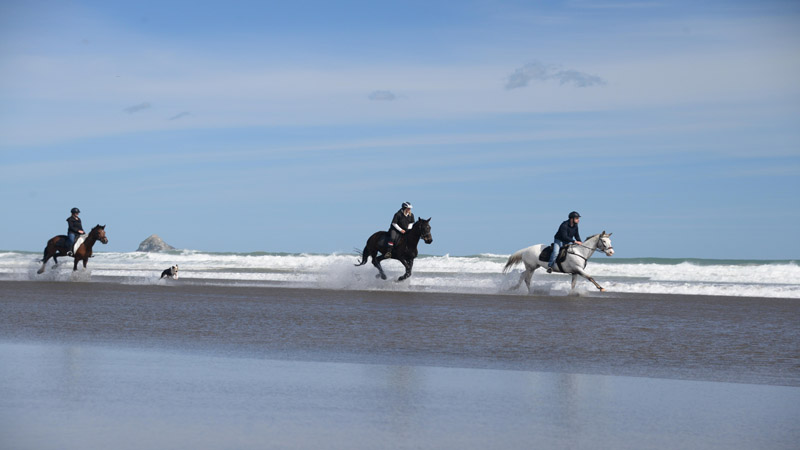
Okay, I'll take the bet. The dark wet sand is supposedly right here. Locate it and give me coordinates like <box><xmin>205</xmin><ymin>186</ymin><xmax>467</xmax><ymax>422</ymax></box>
<box><xmin>1</xmin><ymin>280</ymin><xmax>799</xmax><ymax>449</ymax></box>
<box><xmin>2</xmin><ymin>281</ymin><xmax>798</xmax><ymax>385</ymax></box>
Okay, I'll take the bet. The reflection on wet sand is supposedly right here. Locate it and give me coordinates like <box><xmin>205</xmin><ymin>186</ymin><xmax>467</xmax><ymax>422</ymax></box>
<box><xmin>2</xmin><ymin>343</ymin><xmax>798</xmax><ymax>450</ymax></box>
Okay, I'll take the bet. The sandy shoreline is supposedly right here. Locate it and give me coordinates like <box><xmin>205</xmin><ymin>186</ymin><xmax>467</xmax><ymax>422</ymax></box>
<box><xmin>2</xmin><ymin>280</ymin><xmax>799</xmax><ymax>449</ymax></box>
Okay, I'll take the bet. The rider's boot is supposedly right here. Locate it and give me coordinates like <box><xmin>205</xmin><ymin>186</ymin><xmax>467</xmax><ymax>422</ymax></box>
<box><xmin>384</xmin><ymin>243</ymin><xmax>393</xmax><ymax>258</ymax></box>
<box><xmin>547</xmin><ymin>265</ymin><xmax>553</xmax><ymax>273</ymax></box>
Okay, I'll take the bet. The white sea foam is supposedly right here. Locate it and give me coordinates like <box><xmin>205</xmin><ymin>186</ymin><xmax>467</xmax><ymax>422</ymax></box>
<box><xmin>1</xmin><ymin>251</ymin><xmax>797</xmax><ymax>298</ymax></box>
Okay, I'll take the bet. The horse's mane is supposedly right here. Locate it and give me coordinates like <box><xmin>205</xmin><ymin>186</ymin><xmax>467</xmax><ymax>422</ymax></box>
<box><xmin>584</xmin><ymin>233</ymin><xmax>611</xmax><ymax>244</ymax></box>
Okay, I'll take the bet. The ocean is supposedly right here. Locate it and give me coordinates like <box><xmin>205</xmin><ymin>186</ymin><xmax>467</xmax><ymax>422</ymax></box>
<box><xmin>2</xmin><ymin>250</ymin><xmax>798</xmax><ymax>299</ymax></box>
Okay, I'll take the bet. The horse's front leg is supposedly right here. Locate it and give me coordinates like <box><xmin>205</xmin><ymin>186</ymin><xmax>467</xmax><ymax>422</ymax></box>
<box><xmin>575</xmin><ymin>268</ymin><xmax>605</xmax><ymax>292</ymax></box>
<box><xmin>373</xmin><ymin>256</ymin><xmax>388</xmax><ymax>280</ymax></box>
<box><xmin>397</xmin><ymin>258</ymin><xmax>413</xmax><ymax>282</ymax></box>
<box><xmin>73</xmin><ymin>258</ymin><xmax>80</xmax><ymax>271</ymax></box>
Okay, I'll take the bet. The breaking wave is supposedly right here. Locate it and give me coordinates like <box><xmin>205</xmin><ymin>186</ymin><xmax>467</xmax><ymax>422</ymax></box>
<box><xmin>1</xmin><ymin>251</ymin><xmax>798</xmax><ymax>299</ymax></box>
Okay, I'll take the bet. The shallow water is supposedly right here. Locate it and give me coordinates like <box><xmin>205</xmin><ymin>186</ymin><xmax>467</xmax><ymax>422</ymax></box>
<box><xmin>2</xmin><ymin>250</ymin><xmax>799</xmax><ymax>298</ymax></box>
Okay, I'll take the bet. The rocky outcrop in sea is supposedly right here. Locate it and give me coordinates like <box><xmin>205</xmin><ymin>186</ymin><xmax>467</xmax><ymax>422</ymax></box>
<box><xmin>137</xmin><ymin>234</ymin><xmax>176</xmax><ymax>252</ymax></box>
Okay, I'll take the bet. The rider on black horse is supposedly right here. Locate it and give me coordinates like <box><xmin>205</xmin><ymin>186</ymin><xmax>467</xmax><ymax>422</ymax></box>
<box><xmin>66</xmin><ymin>207</ymin><xmax>85</xmax><ymax>256</ymax></box>
<box><xmin>385</xmin><ymin>202</ymin><xmax>414</xmax><ymax>258</ymax></box>
<box><xmin>547</xmin><ymin>211</ymin><xmax>582</xmax><ymax>273</ymax></box>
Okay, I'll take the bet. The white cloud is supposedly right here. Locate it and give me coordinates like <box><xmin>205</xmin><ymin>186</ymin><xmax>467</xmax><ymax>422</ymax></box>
<box><xmin>368</xmin><ymin>90</ymin><xmax>396</xmax><ymax>101</ymax></box>
<box><xmin>168</xmin><ymin>111</ymin><xmax>191</xmax><ymax>120</ymax></box>
<box><xmin>1</xmin><ymin>10</ymin><xmax>798</xmax><ymax>148</ymax></box>
<box><xmin>506</xmin><ymin>62</ymin><xmax>606</xmax><ymax>89</ymax></box>
<box><xmin>566</xmin><ymin>1</ymin><xmax>665</xmax><ymax>9</ymax></box>
<box><xmin>123</xmin><ymin>102</ymin><xmax>152</xmax><ymax>113</ymax></box>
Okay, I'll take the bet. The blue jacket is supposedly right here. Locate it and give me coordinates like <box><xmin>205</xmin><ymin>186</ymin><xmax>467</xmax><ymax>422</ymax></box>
<box><xmin>554</xmin><ymin>220</ymin><xmax>581</xmax><ymax>243</ymax></box>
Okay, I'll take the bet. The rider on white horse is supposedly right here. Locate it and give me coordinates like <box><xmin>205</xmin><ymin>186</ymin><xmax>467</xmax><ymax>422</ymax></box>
<box><xmin>548</xmin><ymin>211</ymin><xmax>582</xmax><ymax>273</ymax></box>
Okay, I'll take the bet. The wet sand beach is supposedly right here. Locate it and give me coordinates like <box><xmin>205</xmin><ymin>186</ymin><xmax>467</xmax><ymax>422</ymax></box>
<box><xmin>1</xmin><ymin>280</ymin><xmax>799</xmax><ymax>449</ymax></box>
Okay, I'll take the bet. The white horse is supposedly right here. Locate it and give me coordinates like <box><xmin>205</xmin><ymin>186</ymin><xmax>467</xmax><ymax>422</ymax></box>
<box><xmin>503</xmin><ymin>232</ymin><xmax>614</xmax><ymax>293</ymax></box>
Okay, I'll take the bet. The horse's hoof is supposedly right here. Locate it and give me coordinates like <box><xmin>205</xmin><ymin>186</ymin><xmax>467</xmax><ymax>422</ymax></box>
<box><xmin>37</xmin><ymin>269</ymin><xmax>44</xmax><ymax>274</ymax></box>
<box><xmin>600</xmin><ymin>288</ymin><xmax>606</xmax><ymax>292</ymax></box>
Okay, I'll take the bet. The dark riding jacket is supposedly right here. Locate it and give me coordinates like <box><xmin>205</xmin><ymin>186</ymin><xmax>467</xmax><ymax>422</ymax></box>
<box><xmin>390</xmin><ymin>210</ymin><xmax>415</xmax><ymax>232</ymax></box>
<box><xmin>554</xmin><ymin>220</ymin><xmax>581</xmax><ymax>243</ymax></box>
<box><xmin>67</xmin><ymin>216</ymin><xmax>83</xmax><ymax>235</ymax></box>
<box><xmin>389</xmin><ymin>210</ymin><xmax>415</xmax><ymax>242</ymax></box>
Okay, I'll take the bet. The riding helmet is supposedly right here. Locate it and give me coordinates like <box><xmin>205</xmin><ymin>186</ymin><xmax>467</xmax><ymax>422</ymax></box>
<box><xmin>402</xmin><ymin>202</ymin><xmax>413</xmax><ymax>209</ymax></box>
<box><xmin>569</xmin><ymin>211</ymin><xmax>581</xmax><ymax>219</ymax></box>
<box><xmin>71</xmin><ymin>207</ymin><xmax>80</xmax><ymax>214</ymax></box>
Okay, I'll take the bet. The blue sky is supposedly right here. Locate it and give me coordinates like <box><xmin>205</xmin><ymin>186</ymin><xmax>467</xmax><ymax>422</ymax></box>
<box><xmin>1</xmin><ymin>0</ymin><xmax>799</xmax><ymax>258</ymax></box>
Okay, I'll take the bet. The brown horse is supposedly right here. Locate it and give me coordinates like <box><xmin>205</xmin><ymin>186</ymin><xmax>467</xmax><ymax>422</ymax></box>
<box><xmin>37</xmin><ymin>224</ymin><xmax>108</xmax><ymax>274</ymax></box>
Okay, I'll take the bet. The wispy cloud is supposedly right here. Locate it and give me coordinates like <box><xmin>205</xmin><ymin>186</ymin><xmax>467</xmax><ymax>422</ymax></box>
<box><xmin>506</xmin><ymin>62</ymin><xmax>606</xmax><ymax>89</ymax></box>
<box><xmin>368</xmin><ymin>90</ymin><xmax>397</xmax><ymax>101</ymax></box>
<box><xmin>567</xmin><ymin>1</ymin><xmax>664</xmax><ymax>9</ymax></box>
<box><xmin>169</xmin><ymin>111</ymin><xmax>191</xmax><ymax>121</ymax></box>
<box><xmin>123</xmin><ymin>102</ymin><xmax>152</xmax><ymax>113</ymax></box>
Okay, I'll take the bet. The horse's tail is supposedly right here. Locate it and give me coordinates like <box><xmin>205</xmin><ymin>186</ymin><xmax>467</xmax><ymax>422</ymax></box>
<box><xmin>503</xmin><ymin>249</ymin><xmax>526</xmax><ymax>273</ymax></box>
<box><xmin>354</xmin><ymin>246</ymin><xmax>369</xmax><ymax>266</ymax></box>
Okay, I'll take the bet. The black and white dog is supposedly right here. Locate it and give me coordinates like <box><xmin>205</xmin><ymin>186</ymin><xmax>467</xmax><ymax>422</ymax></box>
<box><xmin>160</xmin><ymin>265</ymin><xmax>179</xmax><ymax>279</ymax></box>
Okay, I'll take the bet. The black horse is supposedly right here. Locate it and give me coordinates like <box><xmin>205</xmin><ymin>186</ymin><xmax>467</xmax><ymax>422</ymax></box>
<box><xmin>355</xmin><ymin>218</ymin><xmax>433</xmax><ymax>281</ymax></box>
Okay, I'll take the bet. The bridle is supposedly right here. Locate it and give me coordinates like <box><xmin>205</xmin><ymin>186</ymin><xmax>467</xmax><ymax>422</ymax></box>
<box><xmin>89</xmin><ymin>226</ymin><xmax>109</xmax><ymax>245</ymax></box>
<box><xmin>595</xmin><ymin>237</ymin><xmax>613</xmax><ymax>254</ymax></box>
<box><xmin>421</xmin><ymin>225</ymin><xmax>433</xmax><ymax>243</ymax></box>
<box><xmin>567</xmin><ymin>235</ymin><xmax>613</xmax><ymax>266</ymax></box>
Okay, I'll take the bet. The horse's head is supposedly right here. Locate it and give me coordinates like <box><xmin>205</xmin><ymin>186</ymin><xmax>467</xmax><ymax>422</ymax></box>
<box><xmin>597</xmin><ymin>231</ymin><xmax>613</xmax><ymax>256</ymax></box>
<box><xmin>416</xmin><ymin>217</ymin><xmax>433</xmax><ymax>244</ymax></box>
<box><xmin>92</xmin><ymin>224</ymin><xmax>109</xmax><ymax>244</ymax></box>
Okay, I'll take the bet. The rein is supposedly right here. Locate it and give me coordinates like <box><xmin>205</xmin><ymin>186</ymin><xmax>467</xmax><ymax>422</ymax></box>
<box><xmin>565</xmin><ymin>237</ymin><xmax>611</xmax><ymax>268</ymax></box>
<box><xmin>83</xmin><ymin>228</ymin><xmax>100</xmax><ymax>247</ymax></box>
<box><xmin>573</xmin><ymin>237</ymin><xmax>612</xmax><ymax>253</ymax></box>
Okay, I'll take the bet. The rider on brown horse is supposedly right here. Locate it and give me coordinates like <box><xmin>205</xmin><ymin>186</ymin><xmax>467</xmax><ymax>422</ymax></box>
<box><xmin>38</xmin><ymin>223</ymin><xmax>108</xmax><ymax>274</ymax></box>
<box><xmin>66</xmin><ymin>207</ymin><xmax>85</xmax><ymax>256</ymax></box>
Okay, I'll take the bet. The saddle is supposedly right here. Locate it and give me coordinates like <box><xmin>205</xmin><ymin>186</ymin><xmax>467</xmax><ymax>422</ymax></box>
<box><xmin>377</xmin><ymin>233</ymin><xmax>402</xmax><ymax>254</ymax></box>
<box><xmin>58</xmin><ymin>235</ymin><xmax>87</xmax><ymax>254</ymax></box>
<box><xmin>538</xmin><ymin>244</ymin><xmax>570</xmax><ymax>264</ymax></box>
<box><xmin>377</xmin><ymin>234</ymin><xmax>390</xmax><ymax>251</ymax></box>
